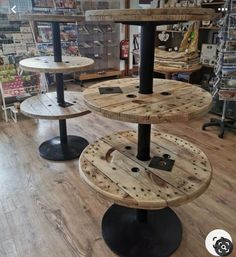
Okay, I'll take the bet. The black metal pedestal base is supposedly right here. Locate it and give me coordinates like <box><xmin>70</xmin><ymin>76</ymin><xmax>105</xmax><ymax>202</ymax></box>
<box><xmin>102</xmin><ymin>204</ymin><xmax>182</xmax><ymax>257</ymax></box>
<box><xmin>202</xmin><ymin>118</ymin><xmax>236</xmax><ymax>138</ymax></box>
<box><xmin>39</xmin><ymin>135</ymin><xmax>89</xmax><ymax>161</ymax></box>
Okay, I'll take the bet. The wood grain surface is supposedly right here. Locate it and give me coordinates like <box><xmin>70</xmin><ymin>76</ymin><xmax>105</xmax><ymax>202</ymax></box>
<box><xmin>85</xmin><ymin>8</ymin><xmax>216</xmax><ymax>23</ymax></box>
<box><xmin>20</xmin><ymin>91</ymin><xmax>90</xmax><ymax>120</ymax></box>
<box><xmin>154</xmin><ymin>63</ymin><xmax>202</xmax><ymax>74</ymax></box>
<box><xmin>20</xmin><ymin>56</ymin><xmax>94</xmax><ymax>73</ymax></box>
<box><xmin>83</xmin><ymin>78</ymin><xmax>212</xmax><ymax>124</ymax></box>
<box><xmin>0</xmin><ymin>90</ymin><xmax>235</xmax><ymax>257</ymax></box>
<box><xmin>79</xmin><ymin>130</ymin><xmax>212</xmax><ymax>209</ymax></box>
<box><xmin>22</xmin><ymin>13</ymin><xmax>84</xmax><ymax>22</ymax></box>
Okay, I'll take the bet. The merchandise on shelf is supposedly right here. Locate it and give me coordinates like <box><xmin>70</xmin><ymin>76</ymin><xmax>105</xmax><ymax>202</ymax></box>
<box><xmin>155</xmin><ymin>21</ymin><xmax>200</xmax><ymax>68</ymax></box>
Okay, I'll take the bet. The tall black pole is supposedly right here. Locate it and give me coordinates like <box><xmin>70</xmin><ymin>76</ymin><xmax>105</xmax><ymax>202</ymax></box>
<box><xmin>137</xmin><ymin>24</ymin><xmax>156</xmax><ymax>161</ymax></box>
<box><xmin>52</xmin><ymin>22</ymin><xmax>67</xmax><ymax>144</ymax></box>
<box><xmin>52</xmin><ymin>22</ymin><xmax>64</xmax><ymax>105</ymax></box>
<box><xmin>139</xmin><ymin>24</ymin><xmax>156</xmax><ymax>94</ymax></box>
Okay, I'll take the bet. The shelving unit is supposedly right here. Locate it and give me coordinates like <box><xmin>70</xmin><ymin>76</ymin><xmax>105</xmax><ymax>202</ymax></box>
<box><xmin>0</xmin><ymin>13</ymin><xmax>36</xmax><ymax>65</ymax></box>
<box><xmin>19</xmin><ymin>13</ymin><xmax>94</xmax><ymax>161</ymax></box>
<box><xmin>0</xmin><ymin>64</ymin><xmax>40</xmax><ymax>122</ymax></box>
<box><xmin>79</xmin><ymin>7</ymin><xmax>215</xmax><ymax>257</ymax></box>
<box><xmin>203</xmin><ymin>0</ymin><xmax>236</xmax><ymax>137</ymax></box>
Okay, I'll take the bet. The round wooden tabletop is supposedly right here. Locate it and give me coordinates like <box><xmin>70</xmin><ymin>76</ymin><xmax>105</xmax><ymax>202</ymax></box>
<box><xmin>20</xmin><ymin>56</ymin><xmax>94</xmax><ymax>74</ymax></box>
<box><xmin>20</xmin><ymin>91</ymin><xmax>90</xmax><ymax>120</ymax></box>
<box><xmin>85</xmin><ymin>8</ymin><xmax>216</xmax><ymax>24</ymax></box>
<box><xmin>154</xmin><ymin>63</ymin><xmax>202</xmax><ymax>74</ymax></box>
<box><xmin>22</xmin><ymin>13</ymin><xmax>84</xmax><ymax>23</ymax></box>
<box><xmin>79</xmin><ymin>130</ymin><xmax>212</xmax><ymax>209</ymax></box>
<box><xmin>83</xmin><ymin>78</ymin><xmax>212</xmax><ymax>124</ymax></box>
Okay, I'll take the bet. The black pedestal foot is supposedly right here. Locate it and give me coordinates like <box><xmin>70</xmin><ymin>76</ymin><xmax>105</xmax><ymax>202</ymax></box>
<box><xmin>102</xmin><ymin>204</ymin><xmax>182</xmax><ymax>257</ymax></box>
<box><xmin>39</xmin><ymin>135</ymin><xmax>89</xmax><ymax>161</ymax></box>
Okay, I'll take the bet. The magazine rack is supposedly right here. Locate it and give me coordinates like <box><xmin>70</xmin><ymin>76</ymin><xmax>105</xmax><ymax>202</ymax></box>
<box><xmin>202</xmin><ymin>0</ymin><xmax>236</xmax><ymax>138</ymax></box>
<box><xmin>20</xmin><ymin>13</ymin><xmax>94</xmax><ymax>161</ymax></box>
<box><xmin>79</xmin><ymin>7</ymin><xmax>215</xmax><ymax>257</ymax></box>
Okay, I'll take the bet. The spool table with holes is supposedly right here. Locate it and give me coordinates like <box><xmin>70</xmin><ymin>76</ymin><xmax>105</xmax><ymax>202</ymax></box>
<box><xmin>79</xmin><ymin>7</ymin><xmax>215</xmax><ymax>257</ymax></box>
<box><xmin>79</xmin><ymin>130</ymin><xmax>212</xmax><ymax>257</ymax></box>
<box><xmin>154</xmin><ymin>63</ymin><xmax>202</xmax><ymax>80</ymax></box>
<box><xmin>19</xmin><ymin>14</ymin><xmax>94</xmax><ymax>161</ymax></box>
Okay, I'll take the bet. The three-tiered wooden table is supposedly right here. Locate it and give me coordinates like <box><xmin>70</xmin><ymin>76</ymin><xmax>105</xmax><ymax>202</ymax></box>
<box><xmin>79</xmin><ymin>8</ymin><xmax>216</xmax><ymax>257</ymax></box>
<box><xmin>19</xmin><ymin>14</ymin><xmax>94</xmax><ymax>161</ymax></box>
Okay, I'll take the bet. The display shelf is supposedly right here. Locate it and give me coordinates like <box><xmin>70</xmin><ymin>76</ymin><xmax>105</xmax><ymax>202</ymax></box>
<box><xmin>154</xmin><ymin>63</ymin><xmax>202</xmax><ymax>79</ymax></box>
<box><xmin>22</xmin><ymin>13</ymin><xmax>84</xmax><ymax>23</ymax></box>
<box><xmin>200</xmin><ymin>26</ymin><xmax>220</xmax><ymax>29</ymax></box>
<box><xmin>79</xmin><ymin>130</ymin><xmax>212</xmax><ymax>209</ymax></box>
<box><xmin>20</xmin><ymin>13</ymin><xmax>94</xmax><ymax>161</ymax></box>
<box><xmin>79</xmin><ymin>7</ymin><xmax>215</xmax><ymax>257</ymax></box>
<box><xmin>76</xmin><ymin>68</ymin><xmax>121</xmax><ymax>81</ymax></box>
<box><xmin>202</xmin><ymin>1</ymin><xmax>225</xmax><ymax>5</ymax></box>
<box><xmin>85</xmin><ymin>8</ymin><xmax>216</xmax><ymax>24</ymax></box>
<box><xmin>19</xmin><ymin>56</ymin><xmax>94</xmax><ymax>73</ymax></box>
<box><xmin>83</xmin><ymin>78</ymin><xmax>212</xmax><ymax>124</ymax></box>
<box><xmin>20</xmin><ymin>91</ymin><xmax>90</xmax><ymax>120</ymax></box>
<box><xmin>0</xmin><ymin>65</ymin><xmax>41</xmax><ymax>122</ymax></box>
<box><xmin>203</xmin><ymin>0</ymin><xmax>236</xmax><ymax>138</ymax></box>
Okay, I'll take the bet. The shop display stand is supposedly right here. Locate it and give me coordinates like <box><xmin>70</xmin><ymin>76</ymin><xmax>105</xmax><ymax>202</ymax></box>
<box><xmin>202</xmin><ymin>0</ymin><xmax>236</xmax><ymax>138</ymax></box>
<box><xmin>20</xmin><ymin>14</ymin><xmax>94</xmax><ymax>161</ymax></box>
<box><xmin>79</xmin><ymin>8</ymin><xmax>215</xmax><ymax>257</ymax></box>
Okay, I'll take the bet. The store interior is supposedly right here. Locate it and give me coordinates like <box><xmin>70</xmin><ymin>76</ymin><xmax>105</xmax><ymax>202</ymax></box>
<box><xmin>0</xmin><ymin>1</ymin><xmax>235</xmax><ymax>257</ymax></box>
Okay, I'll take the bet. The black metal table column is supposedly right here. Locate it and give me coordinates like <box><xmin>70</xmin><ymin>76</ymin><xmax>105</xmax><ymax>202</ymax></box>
<box><xmin>101</xmin><ymin>23</ymin><xmax>182</xmax><ymax>257</ymax></box>
<box><xmin>136</xmin><ymin>24</ymin><xmax>155</xmax><ymax>161</ymax></box>
<box><xmin>39</xmin><ymin>22</ymin><xmax>89</xmax><ymax>161</ymax></box>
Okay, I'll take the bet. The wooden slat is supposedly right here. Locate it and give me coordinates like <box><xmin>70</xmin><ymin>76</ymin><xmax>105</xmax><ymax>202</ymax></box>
<box><xmin>83</xmin><ymin>78</ymin><xmax>212</xmax><ymax>124</ymax></box>
<box><xmin>22</xmin><ymin>13</ymin><xmax>84</xmax><ymax>23</ymax></box>
<box><xmin>20</xmin><ymin>56</ymin><xmax>94</xmax><ymax>74</ymax></box>
<box><xmin>20</xmin><ymin>91</ymin><xmax>90</xmax><ymax>120</ymax></box>
<box><xmin>85</xmin><ymin>8</ymin><xmax>216</xmax><ymax>23</ymax></box>
<box><xmin>154</xmin><ymin>63</ymin><xmax>202</xmax><ymax>74</ymax></box>
<box><xmin>79</xmin><ymin>130</ymin><xmax>212</xmax><ymax>209</ymax></box>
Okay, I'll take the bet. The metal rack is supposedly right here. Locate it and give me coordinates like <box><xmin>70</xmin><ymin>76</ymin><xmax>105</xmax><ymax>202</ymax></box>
<box><xmin>203</xmin><ymin>0</ymin><xmax>236</xmax><ymax>138</ymax></box>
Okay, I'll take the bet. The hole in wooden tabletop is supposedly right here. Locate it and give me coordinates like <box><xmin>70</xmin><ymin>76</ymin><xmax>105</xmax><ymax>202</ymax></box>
<box><xmin>163</xmin><ymin>154</ymin><xmax>171</xmax><ymax>159</ymax></box>
<box><xmin>48</xmin><ymin>104</ymin><xmax>52</xmax><ymax>107</ymax></box>
<box><xmin>131</xmin><ymin>167</ymin><xmax>140</xmax><ymax>173</ymax></box>
<box><xmin>125</xmin><ymin>146</ymin><xmax>132</xmax><ymax>150</ymax></box>
<box><xmin>161</xmin><ymin>92</ymin><xmax>171</xmax><ymax>96</ymax></box>
<box><xmin>126</xmin><ymin>94</ymin><xmax>137</xmax><ymax>98</ymax></box>
<box><xmin>65</xmin><ymin>61</ymin><xmax>70</xmax><ymax>63</ymax></box>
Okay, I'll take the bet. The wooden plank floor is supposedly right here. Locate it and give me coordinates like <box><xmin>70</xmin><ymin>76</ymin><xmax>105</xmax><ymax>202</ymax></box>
<box><xmin>0</xmin><ymin>82</ymin><xmax>235</xmax><ymax>257</ymax></box>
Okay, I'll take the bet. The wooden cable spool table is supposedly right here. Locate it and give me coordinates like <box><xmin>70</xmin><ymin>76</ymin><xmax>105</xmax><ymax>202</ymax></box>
<box><xmin>79</xmin><ymin>8</ymin><xmax>215</xmax><ymax>257</ymax></box>
<box><xmin>19</xmin><ymin>13</ymin><xmax>94</xmax><ymax>161</ymax></box>
<box><xmin>154</xmin><ymin>63</ymin><xmax>202</xmax><ymax>80</ymax></box>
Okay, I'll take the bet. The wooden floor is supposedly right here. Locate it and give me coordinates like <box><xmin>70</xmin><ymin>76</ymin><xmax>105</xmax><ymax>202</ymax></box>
<box><xmin>0</xmin><ymin>82</ymin><xmax>235</xmax><ymax>257</ymax></box>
